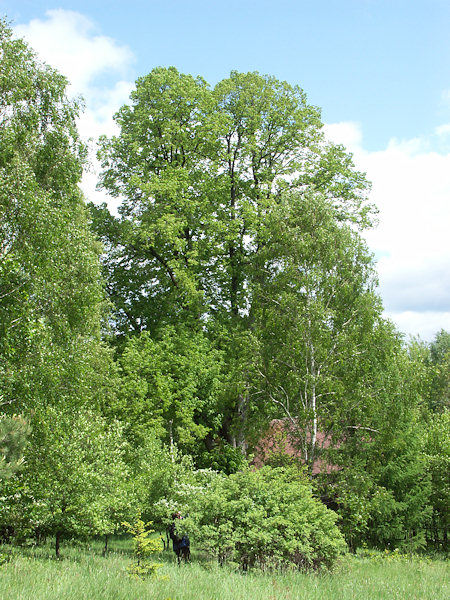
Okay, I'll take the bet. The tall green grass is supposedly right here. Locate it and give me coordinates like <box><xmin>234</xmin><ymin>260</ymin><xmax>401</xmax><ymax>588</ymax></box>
<box><xmin>0</xmin><ymin>539</ymin><xmax>448</xmax><ymax>600</ymax></box>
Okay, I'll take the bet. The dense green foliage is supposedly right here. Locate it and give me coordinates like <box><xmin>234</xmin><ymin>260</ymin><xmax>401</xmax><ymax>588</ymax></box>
<box><xmin>0</xmin><ymin>20</ymin><xmax>112</xmax><ymax>418</ymax></box>
<box><xmin>0</xmin><ymin>415</ymin><xmax>30</xmax><ymax>479</ymax></box>
<box><xmin>92</xmin><ymin>65</ymin><xmax>377</xmax><ymax>458</ymax></box>
<box><xmin>427</xmin><ymin>330</ymin><xmax>450</xmax><ymax>412</ymax></box>
<box><xmin>0</xmin><ymin>20</ymin><xmax>448</xmax><ymax>567</ymax></box>
<box><xmin>317</xmin><ymin>332</ymin><xmax>437</xmax><ymax>552</ymax></box>
<box><xmin>183</xmin><ymin>465</ymin><xmax>346</xmax><ymax>570</ymax></box>
<box><xmin>0</xmin><ymin>19</ymin><xmax>124</xmax><ymax>553</ymax></box>
<box><xmin>422</xmin><ymin>409</ymin><xmax>449</xmax><ymax>548</ymax></box>
<box><xmin>247</xmin><ymin>192</ymin><xmax>382</xmax><ymax>467</ymax></box>
<box><xmin>117</xmin><ymin>327</ymin><xmax>224</xmax><ymax>453</ymax></box>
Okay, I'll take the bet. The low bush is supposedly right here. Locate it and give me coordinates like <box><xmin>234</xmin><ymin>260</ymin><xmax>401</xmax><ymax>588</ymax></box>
<box><xmin>184</xmin><ymin>465</ymin><xmax>347</xmax><ymax>571</ymax></box>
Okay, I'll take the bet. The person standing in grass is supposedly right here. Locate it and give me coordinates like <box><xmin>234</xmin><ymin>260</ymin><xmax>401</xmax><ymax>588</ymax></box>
<box><xmin>168</xmin><ymin>512</ymin><xmax>190</xmax><ymax>564</ymax></box>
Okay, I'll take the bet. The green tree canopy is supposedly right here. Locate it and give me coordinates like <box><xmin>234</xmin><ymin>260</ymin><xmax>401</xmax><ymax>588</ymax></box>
<box><xmin>93</xmin><ymin>67</ymin><xmax>373</xmax><ymax>339</ymax></box>
<box><xmin>93</xmin><ymin>66</ymin><xmax>377</xmax><ymax>452</ymax></box>
<box><xmin>428</xmin><ymin>330</ymin><xmax>450</xmax><ymax>412</ymax></box>
<box><xmin>0</xmin><ymin>19</ymin><xmax>114</xmax><ymax>414</ymax></box>
<box><xmin>115</xmin><ymin>326</ymin><xmax>224</xmax><ymax>453</ymax></box>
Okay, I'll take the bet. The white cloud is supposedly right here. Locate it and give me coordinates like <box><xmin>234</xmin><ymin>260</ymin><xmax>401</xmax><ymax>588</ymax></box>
<box><xmin>322</xmin><ymin>121</ymin><xmax>363</xmax><ymax>154</ymax></box>
<box><xmin>14</xmin><ymin>10</ymin><xmax>135</xmax><ymax>210</ymax></box>
<box><xmin>436</xmin><ymin>123</ymin><xmax>450</xmax><ymax>137</ymax></box>
<box><xmin>325</xmin><ymin>122</ymin><xmax>450</xmax><ymax>341</ymax></box>
<box><xmin>14</xmin><ymin>9</ymin><xmax>134</xmax><ymax>96</ymax></box>
<box><xmin>388</xmin><ymin>311</ymin><xmax>450</xmax><ymax>343</ymax></box>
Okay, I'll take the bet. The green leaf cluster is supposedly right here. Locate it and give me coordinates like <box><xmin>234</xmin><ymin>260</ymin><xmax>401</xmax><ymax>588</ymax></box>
<box><xmin>122</xmin><ymin>517</ymin><xmax>163</xmax><ymax>579</ymax></box>
<box><xmin>183</xmin><ymin>466</ymin><xmax>346</xmax><ymax>571</ymax></box>
<box><xmin>116</xmin><ymin>327</ymin><xmax>224</xmax><ymax>452</ymax></box>
<box><xmin>0</xmin><ymin>415</ymin><xmax>30</xmax><ymax>480</ymax></box>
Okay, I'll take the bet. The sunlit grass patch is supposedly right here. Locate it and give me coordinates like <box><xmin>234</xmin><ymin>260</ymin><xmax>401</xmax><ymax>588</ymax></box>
<box><xmin>0</xmin><ymin>540</ymin><xmax>448</xmax><ymax>600</ymax></box>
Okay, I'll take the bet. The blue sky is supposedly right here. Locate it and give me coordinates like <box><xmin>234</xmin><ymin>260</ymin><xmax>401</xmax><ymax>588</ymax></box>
<box><xmin>2</xmin><ymin>1</ymin><xmax>450</xmax><ymax>340</ymax></box>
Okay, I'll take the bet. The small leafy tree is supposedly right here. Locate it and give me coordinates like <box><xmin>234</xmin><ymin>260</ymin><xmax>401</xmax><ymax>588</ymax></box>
<box><xmin>21</xmin><ymin>407</ymin><xmax>131</xmax><ymax>557</ymax></box>
<box><xmin>122</xmin><ymin>517</ymin><xmax>162</xmax><ymax>579</ymax></box>
<box><xmin>184</xmin><ymin>465</ymin><xmax>346</xmax><ymax>570</ymax></box>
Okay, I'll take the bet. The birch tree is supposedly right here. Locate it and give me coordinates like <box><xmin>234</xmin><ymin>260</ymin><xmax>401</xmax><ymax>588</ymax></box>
<box><xmin>0</xmin><ymin>19</ymin><xmax>112</xmax><ymax>415</ymax></box>
<box><xmin>249</xmin><ymin>192</ymin><xmax>382</xmax><ymax>470</ymax></box>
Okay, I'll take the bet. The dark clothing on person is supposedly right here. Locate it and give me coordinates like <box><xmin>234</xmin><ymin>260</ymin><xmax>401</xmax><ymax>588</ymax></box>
<box><xmin>168</xmin><ymin>519</ymin><xmax>190</xmax><ymax>563</ymax></box>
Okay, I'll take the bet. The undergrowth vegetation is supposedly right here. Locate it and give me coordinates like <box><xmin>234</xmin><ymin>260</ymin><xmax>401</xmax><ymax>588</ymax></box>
<box><xmin>183</xmin><ymin>465</ymin><xmax>346</xmax><ymax>570</ymax></box>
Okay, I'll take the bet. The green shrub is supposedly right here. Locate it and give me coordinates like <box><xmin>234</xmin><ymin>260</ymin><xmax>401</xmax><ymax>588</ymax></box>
<box><xmin>184</xmin><ymin>465</ymin><xmax>347</xmax><ymax>571</ymax></box>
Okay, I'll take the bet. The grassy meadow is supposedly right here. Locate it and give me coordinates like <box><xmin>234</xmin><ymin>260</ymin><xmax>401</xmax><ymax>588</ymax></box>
<box><xmin>0</xmin><ymin>538</ymin><xmax>448</xmax><ymax>600</ymax></box>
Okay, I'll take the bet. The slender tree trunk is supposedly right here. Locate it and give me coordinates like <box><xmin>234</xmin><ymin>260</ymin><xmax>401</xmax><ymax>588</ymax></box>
<box><xmin>55</xmin><ymin>531</ymin><xmax>61</xmax><ymax>558</ymax></box>
<box><xmin>311</xmin><ymin>343</ymin><xmax>318</xmax><ymax>468</ymax></box>
<box><xmin>169</xmin><ymin>419</ymin><xmax>175</xmax><ymax>462</ymax></box>
<box><xmin>103</xmin><ymin>534</ymin><xmax>109</xmax><ymax>556</ymax></box>
<box><xmin>234</xmin><ymin>392</ymin><xmax>248</xmax><ymax>454</ymax></box>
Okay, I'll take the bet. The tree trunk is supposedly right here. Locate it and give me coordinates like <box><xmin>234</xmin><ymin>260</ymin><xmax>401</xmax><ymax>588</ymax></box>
<box><xmin>55</xmin><ymin>531</ymin><xmax>61</xmax><ymax>558</ymax></box>
<box><xmin>234</xmin><ymin>392</ymin><xmax>248</xmax><ymax>454</ymax></box>
<box><xmin>103</xmin><ymin>534</ymin><xmax>109</xmax><ymax>556</ymax></box>
<box><xmin>169</xmin><ymin>419</ymin><xmax>175</xmax><ymax>462</ymax></box>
